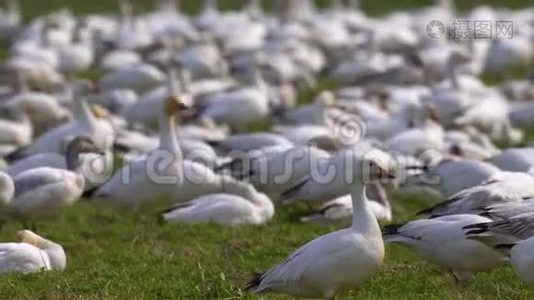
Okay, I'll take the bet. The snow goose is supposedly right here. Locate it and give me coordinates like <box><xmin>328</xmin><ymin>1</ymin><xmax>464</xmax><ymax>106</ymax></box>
<box><xmin>300</xmin><ymin>182</ymin><xmax>392</xmax><ymax>223</ymax></box>
<box><xmin>472</xmin><ymin>198</ymin><xmax>534</xmax><ymax>220</ymax></box>
<box><xmin>0</xmin><ymin>230</ymin><xmax>66</xmax><ymax>274</ymax></box>
<box><xmin>404</xmin><ymin>158</ymin><xmax>501</xmax><ymax>197</ymax></box>
<box><xmin>200</xmin><ymin>56</ymin><xmax>270</xmax><ymax>131</ymax></box>
<box><xmin>94</xmin><ymin>96</ymin><xmax>225</xmax><ymax>209</ymax></box>
<box><xmin>417</xmin><ymin>172</ymin><xmax>534</xmax><ymax>217</ymax></box>
<box><xmin>277</xmin><ymin>91</ymin><xmax>336</xmax><ymax>126</ymax></box>
<box><xmin>383</xmin><ymin>214</ymin><xmax>504</xmax><ymax>286</ymax></box>
<box><xmin>491</xmin><ymin>147</ymin><xmax>534</xmax><ymax>172</ymax></box>
<box><xmin>0</xmin><ymin>172</ymin><xmax>14</xmax><ymax>206</ymax></box>
<box><xmin>489</xmin><ymin>234</ymin><xmax>534</xmax><ymax>286</ymax></box>
<box><xmin>4</xmin><ymin>89</ymin><xmax>70</xmax><ymax>134</ymax></box>
<box><xmin>93</xmin><ymin>96</ymin><xmax>188</xmax><ymax>210</ymax></box>
<box><xmin>57</xmin><ymin>20</ymin><xmax>94</xmax><ymax>75</ymax></box>
<box><xmin>0</xmin><ymin>103</ymin><xmax>32</xmax><ymax>147</ymax></box>
<box><xmin>0</xmin><ymin>0</ymin><xmax>20</xmax><ymax>40</ymax></box>
<box><xmin>5</xmin><ymin>137</ymin><xmax>109</xmax><ymax>191</ymax></box>
<box><xmin>6</xmin><ymin>81</ymin><xmax>113</xmax><ymax>159</ymax></box>
<box><xmin>220</xmin><ymin>145</ymin><xmax>329</xmax><ymax>197</ymax></box>
<box><xmin>99</xmin><ymin>63</ymin><xmax>165</xmax><ymax>94</ymax></box>
<box><xmin>281</xmin><ymin>145</ymin><xmax>395</xmax><ymax>205</ymax></box>
<box><xmin>208</xmin><ymin>132</ymin><xmax>293</xmax><ymax>156</ymax></box>
<box><xmin>3</xmin><ymin>137</ymin><xmax>103</xmax><ymax>225</ymax></box>
<box><xmin>245</xmin><ymin>151</ymin><xmax>396</xmax><ymax>299</ymax></box>
<box><xmin>160</xmin><ymin>177</ymin><xmax>274</xmax><ymax>226</ymax></box>
<box><xmin>384</xmin><ymin>120</ymin><xmax>444</xmax><ymax>156</ymax></box>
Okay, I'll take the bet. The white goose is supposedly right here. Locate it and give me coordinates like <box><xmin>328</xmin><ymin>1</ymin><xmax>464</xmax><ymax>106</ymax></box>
<box><xmin>300</xmin><ymin>182</ymin><xmax>392</xmax><ymax>223</ymax></box>
<box><xmin>384</xmin><ymin>214</ymin><xmax>504</xmax><ymax>286</ymax></box>
<box><xmin>0</xmin><ymin>103</ymin><xmax>32</xmax><ymax>147</ymax></box>
<box><xmin>417</xmin><ymin>172</ymin><xmax>534</xmax><ymax>217</ymax></box>
<box><xmin>281</xmin><ymin>146</ymin><xmax>395</xmax><ymax>205</ymax></box>
<box><xmin>246</xmin><ymin>152</ymin><xmax>396</xmax><ymax>299</ymax></box>
<box><xmin>3</xmin><ymin>137</ymin><xmax>103</xmax><ymax>226</ymax></box>
<box><xmin>95</xmin><ymin>96</ymin><xmax>225</xmax><ymax>209</ymax></box>
<box><xmin>94</xmin><ymin>97</ymin><xmax>188</xmax><ymax>210</ymax></box>
<box><xmin>5</xmin><ymin>137</ymin><xmax>108</xmax><ymax>190</ymax></box>
<box><xmin>99</xmin><ymin>63</ymin><xmax>165</xmax><ymax>94</ymax></box>
<box><xmin>160</xmin><ymin>177</ymin><xmax>274</xmax><ymax>226</ymax></box>
<box><xmin>491</xmin><ymin>147</ymin><xmax>534</xmax><ymax>172</ymax></box>
<box><xmin>7</xmin><ymin>81</ymin><xmax>113</xmax><ymax>159</ymax></box>
<box><xmin>0</xmin><ymin>230</ymin><xmax>66</xmax><ymax>274</ymax></box>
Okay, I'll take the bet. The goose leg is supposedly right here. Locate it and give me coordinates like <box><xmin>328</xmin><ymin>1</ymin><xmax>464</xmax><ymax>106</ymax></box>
<box><xmin>450</xmin><ymin>270</ymin><xmax>472</xmax><ymax>288</ymax></box>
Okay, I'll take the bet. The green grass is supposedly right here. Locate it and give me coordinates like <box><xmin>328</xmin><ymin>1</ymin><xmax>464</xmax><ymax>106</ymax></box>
<box><xmin>0</xmin><ymin>193</ymin><xmax>533</xmax><ymax>299</ymax></box>
<box><xmin>1</xmin><ymin>0</ymin><xmax>534</xmax><ymax>299</ymax></box>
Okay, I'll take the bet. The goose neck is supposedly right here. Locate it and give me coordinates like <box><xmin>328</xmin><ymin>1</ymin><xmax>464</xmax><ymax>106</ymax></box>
<box><xmin>65</xmin><ymin>142</ymin><xmax>82</xmax><ymax>171</ymax></box>
<box><xmin>350</xmin><ymin>183</ymin><xmax>380</xmax><ymax>236</ymax></box>
<box><xmin>159</xmin><ymin>114</ymin><xmax>182</xmax><ymax>160</ymax></box>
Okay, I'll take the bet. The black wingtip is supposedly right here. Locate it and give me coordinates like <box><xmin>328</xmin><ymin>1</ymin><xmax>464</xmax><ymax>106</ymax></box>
<box><xmin>415</xmin><ymin>206</ymin><xmax>434</xmax><ymax>216</ymax></box>
<box><xmin>382</xmin><ymin>223</ymin><xmax>403</xmax><ymax>236</ymax></box>
<box><xmin>494</xmin><ymin>243</ymin><xmax>517</xmax><ymax>250</ymax></box>
<box><xmin>463</xmin><ymin>222</ymin><xmax>489</xmax><ymax>234</ymax></box>
<box><xmin>244</xmin><ymin>272</ymin><xmax>264</xmax><ymax>291</ymax></box>
<box><xmin>4</xmin><ymin>146</ymin><xmax>28</xmax><ymax>162</ymax></box>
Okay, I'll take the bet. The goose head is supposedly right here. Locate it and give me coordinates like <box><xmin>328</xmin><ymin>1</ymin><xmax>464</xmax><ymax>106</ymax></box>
<box><xmin>65</xmin><ymin>136</ymin><xmax>105</xmax><ymax>171</ymax></box>
<box><xmin>164</xmin><ymin>95</ymin><xmax>190</xmax><ymax>118</ymax></box>
<box><xmin>360</xmin><ymin>149</ymin><xmax>397</xmax><ymax>182</ymax></box>
<box><xmin>17</xmin><ymin>230</ymin><xmax>66</xmax><ymax>271</ymax></box>
<box><xmin>0</xmin><ymin>172</ymin><xmax>14</xmax><ymax>205</ymax></box>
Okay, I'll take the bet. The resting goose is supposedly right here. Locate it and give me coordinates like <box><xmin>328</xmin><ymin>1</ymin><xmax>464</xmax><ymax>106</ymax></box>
<box><xmin>7</xmin><ymin>81</ymin><xmax>113</xmax><ymax>159</ymax></box>
<box><xmin>0</xmin><ymin>103</ymin><xmax>32</xmax><ymax>147</ymax></box>
<box><xmin>417</xmin><ymin>172</ymin><xmax>534</xmax><ymax>217</ymax></box>
<box><xmin>491</xmin><ymin>147</ymin><xmax>534</xmax><ymax>172</ymax></box>
<box><xmin>472</xmin><ymin>198</ymin><xmax>534</xmax><ymax>220</ymax></box>
<box><xmin>5</xmin><ymin>137</ymin><xmax>109</xmax><ymax>190</ymax></box>
<box><xmin>99</xmin><ymin>63</ymin><xmax>165</xmax><ymax>94</ymax></box>
<box><xmin>160</xmin><ymin>177</ymin><xmax>274</xmax><ymax>226</ymax></box>
<box><xmin>3</xmin><ymin>136</ymin><xmax>103</xmax><ymax>227</ymax></box>
<box><xmin>300</xmin><ymin>182</ymin><xmax>392</xmax><ymax>223</ymax></box>
<box><xmin>246</xmin><ymin>151</ymin><xmax>396</xmax><ymax>299</ymax></box>
<box><xmin>0</xmin><ymin>230</ymin><xmax>66</xmax><ymax>274</ymax></box>
<box><xmin>404</xmin><ymin>158</ymin><xmax>501</xmax><ymax>197</ymax></box>
<box><xmin>220</xmin><ymin>145</ymin><xmax>329</xmax><ymax>197</ymax></box>
<box><xmin>384</xmin><ymin>214</ymin><xmax>504</xmax><ymax>286</ymax></box>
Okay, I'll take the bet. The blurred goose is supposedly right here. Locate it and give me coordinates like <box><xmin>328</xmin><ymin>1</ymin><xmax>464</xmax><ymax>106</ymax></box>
<box><xmin>5</xmin><ymin>137</ymin><xmax>108</xmax><ymax>190</ymax></box>
<box><xmin>246</xmin><ymin>153</ymin><xmax>396</xmax><ymax>299</ymax></box>
<box><xmin>209</xmin><ymin>132</ymin><xmax>293</xmax><ymax>155</ymax></box>
<box><xmin>3</xmin><ymin>137</ymin><xmax>103</xmax><ymax>227</ymax></box>
<box><xmin>489</xmin><ymin>234</ymin><xmax>534</xmax><ymax>286</ymax></box>
<box><xmin>0</xmin><ymin>230</ymin><xmax>66</xmax><ymax>274</ymax></box>
<box><xmin>200</xmin><ymin>56</ymin><xmax>270</xmax><ymax>131</ymax></box>
<box><xmin>491</xmin><ymin>147</ymin><xmax>534</xmax><ymax>172</ymax></box>
<box><xmin>404</xmin><ymin>158</ymin><xmax>501</xmax><ymax>197</ymax></box>
<box><xmin>99</xmin><ymin>63</ymin><xmax>165</xmax><ymax>94</ymax></box>
<box><xmin>0</xmin><ymin>103</ymin><xmax>32</xmax><ymax>147</ymax></box>
<box><xmin>278</xmin><ymin>91</ymin><xmax>336</xmax><ymax>125</ymax></box>
<box><xmin>417</xmin><ymin>172</ymin><xmax>534</xmax><ymax>217</ymax></box>
<box><xmin>160</xmin><ymin>177</ymin><xmax>274</xmax><ymax>226</ymax></box>
<box><xmin>300</xmin><ymin>182</ymin><xmax>392</xmax><ymax>223</ymax></box>
<box><xmin>7</xmin><ymin>81</ymin><xmax>113</xmax><ymax>159</ymax></box>
<box><xmin>0</xmin><ymin>0</ymin><xmax>20</xmax><ymax>40</ymax></box>
<box><xmin>384</xmin><ymin>214</ymin><xmax>504</xmax><ymax>286</ymax></box>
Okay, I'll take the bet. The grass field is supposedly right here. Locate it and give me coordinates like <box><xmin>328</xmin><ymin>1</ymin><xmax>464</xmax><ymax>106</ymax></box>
<box><xmin>1</xmin><ymin>1</ymin><xmax>534</xmax><ymax>299</ymax></box>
